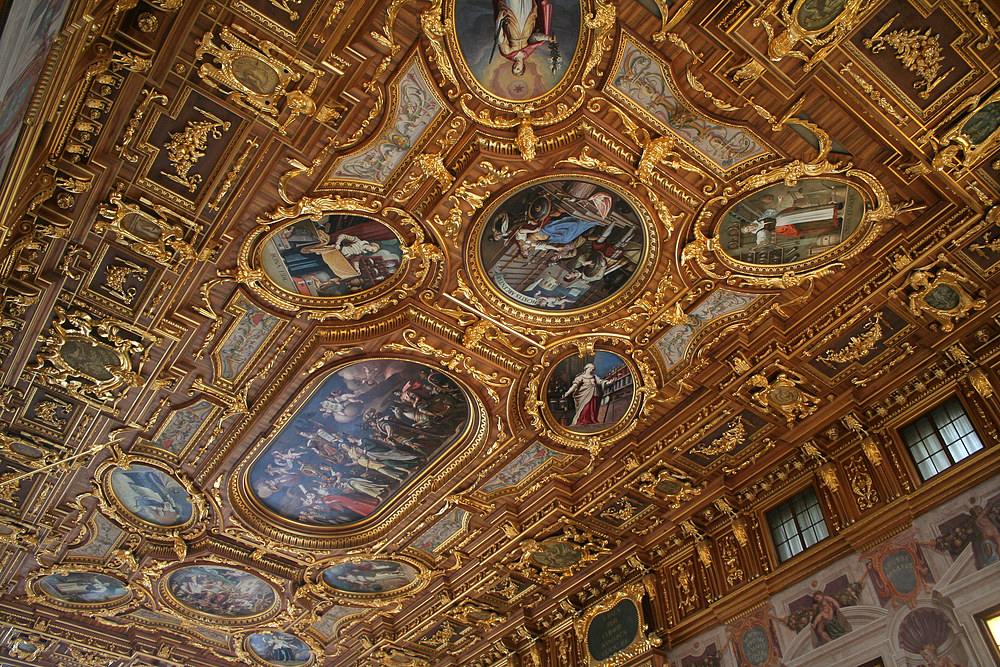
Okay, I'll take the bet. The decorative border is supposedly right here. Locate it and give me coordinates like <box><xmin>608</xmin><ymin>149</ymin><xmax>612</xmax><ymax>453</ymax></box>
<box><xmin>157</xmin><ymin>561</ymin><xmax>283</xmax><ymax>627</ymax></box>
<box><xmin>228</xmin><ymin>355</ymin><xmax>489</xmax><ymax>548</ymax></box>
<box><xmin>303</xmin><ymin>553</ymin><xmax>432</xmax><ymax>605</ymax></box>
<box><xmin>574</xmin><ymin>581</ymin><xmax>660</xmax><ymax>666</ymax></box>
<box><xmin>211</xmin><ymin>291</ymin><xmax>286</xmax><ymax>391</ymax></box>
<box><xmin>464</xmin><ymin>173</ymin><xmax>659</xmax><ymax>326</ymax></box>
<box><xmin>94</xmin><ymin>454</ymin><xmax>208</xmax><ymax>539</ymax></box>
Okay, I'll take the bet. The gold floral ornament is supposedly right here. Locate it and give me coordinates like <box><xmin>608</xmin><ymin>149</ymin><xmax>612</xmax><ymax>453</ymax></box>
<box><xmin>95</xmin><ymin>189</ymin><xmax>202</xmax><ymax>266</ymax></box>
<box><xmin>931</xmin><ymin>88</ymin><xmax>1000</xmax><ymax>173</ymax></box>
<box><xmin>29</xmin><ymin>308</ymin><xmax>156</xmax><ymax>411</ymax></box>
<box><xmin>863</xmin><ymin>15</ymin><xmax>953</xmax><ymax>100</ymax></box>
<box><xmin>754</xmin><ymin>0</ymin><xmax>868</xmax><ymax>72</ymax></box>
<box><xmin>632</xmin><ymin>465</ymin><xmax>704</xmax><ymax>506</ymax></box>
<box><xmin>890</xmin><ymin>256</ymin><xmax>986</xmax><ymax>332</ymax></box>
<box><xmin>195</xmin><ymin>26</ymin><xmax>324</xmax><ymax>134</ymax></box>
<box><xmin>746</xmin><ymin>366</ymin><xmax>820</xmax><ymax>425</ymax></box>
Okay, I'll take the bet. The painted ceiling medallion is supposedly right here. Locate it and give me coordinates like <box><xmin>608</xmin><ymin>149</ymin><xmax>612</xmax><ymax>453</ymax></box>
<box><xmin>261</xmin><ymin>214</ymin><xmax>404</xmax><ymax>299</ymax></box>
<box><xmin>108</xmin><ymin>465</ymin><xmax>193</xmax><ymax>528</ymax></box>
<box><xmin>546</xmin><ymin>350</ymin><xmax>633</xmax><ymax>434</ymax></box>
<box><xmin>245</xmin><ymin>631</ymin><xmax>314</xmax><ymax>667</ymax></box>
<box><xmin>323</xmin><ymin>559</ymin><xmax>419</xmax><ymax>595</ymax></box>
<box><xmin>475</xmin><ymin>177</ymin><xmax>650</xmax><ymax>314</ymax></box>
<box><xmin>718</xmin><ymin>178</ymin><xmax>865</xmax><ymax>267</ymax></box>
<box><xmin>451</xmin><ymin>0</ymin><xmax>582</xmax><ymax>103</ymax></box>
<box><xmin>795</xmin><ymin>0</ymin><xmax>849</xmax><ymax>32</ymax></box>
<box><xmin>36</xmin><ymin>572</ymin><xmax>130</xmax><ymax>607</ymax></box>
<box><xmin>162</xmin><ymin>565</ymin><xmax>278</xmax><ymax>623</ymax></box>
<box><xmin>246</xmin><ymin>359</ymin><xmax>473</xmax><ymax>527</ymax></box>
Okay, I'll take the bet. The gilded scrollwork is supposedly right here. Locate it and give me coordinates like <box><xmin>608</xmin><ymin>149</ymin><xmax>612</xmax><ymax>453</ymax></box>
<box><xmin>29</xmin><ymin>308</ymin><xmax>155</xmax><ymax>409</ymax></box>
<box><xmin>890</xmin><ymin>256</ymin><xmax>986</xmax><ymax>331</ymax></box>
<box><xmin>746</xmin><ymin>366</ymin><xmax>820</xmax><ymax>425</ymax></box>
<box><xmin>573</xmin><ymin>581</ymin><xmax>661</xmax><ymax>666</ymax></box>
<box><xmin>96</xmin><ymin>190</ymin><xmax>202</xmax><ymax>265</ymax></box>
<box><xmin>431</xmin><ymin>161</ymin><xmax>526</xmax><ymax>238</ymax></box>
<box><xmin>755</xmin><ymin>0</ymin><xmax>869</xmax><ymax>72</ymax></box>
<box><xmin>510</xmin><ymin>524</ymin><xmax>611</xmax><ymax>586</ymax></box>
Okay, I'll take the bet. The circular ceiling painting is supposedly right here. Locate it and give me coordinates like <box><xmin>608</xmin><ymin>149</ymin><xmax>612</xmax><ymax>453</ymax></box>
<box><xmin>246</xmin><ymin>631</ymin><xmax>313</xmax><ymax>667</ymax></box>
<box><xmin>477</xmin><ymin>179</ymin><xmax>646</xmax><ymax>311</ymax></box>
<box><xmin>546</xmin><ymin>351</ymin><xmax>633</xmax><ymax>434</ymax></box>
<box><xmin>109</xmin><ymin>465</ymin><xmax>193</xmax><ymax>527</ymax></box>
<box><xmin>37</xmin><ymin>572</ymin><xmax>129</xmax><ymax>606</ymax></box>
<box><xmin>164</xmin><ymin>565</ymin><xmax>277</xmax><ymax>621</ymax></box>
<box><xmin>322</xmin><ymin>559</ymin><xmax>419</xmax><ymax>595</ymax></box>
<box><xmin>453</xmin><ymin>0</ymin><xmax>581</xmax><ymax>102</ymax></box>
<box><xmin>260</xmin><ymin>214</ymin><xmax>403</xmax><ymax>298</ymax></box>
<box><xmin>717</xmin><ymin>178</ymin><xmax>865</xmax><ymax>266</ymax></box>
<box><xmin>247</xmin><ymin>359</ymin><xmax>472</xmax><ymax>527</ymax></box>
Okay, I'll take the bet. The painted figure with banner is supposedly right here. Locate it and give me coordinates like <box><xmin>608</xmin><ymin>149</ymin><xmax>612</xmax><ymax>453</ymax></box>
<box><xmin>493</xmin><ymin>0</ymin><xmax>560</xmax><ymax>76</ymax></box>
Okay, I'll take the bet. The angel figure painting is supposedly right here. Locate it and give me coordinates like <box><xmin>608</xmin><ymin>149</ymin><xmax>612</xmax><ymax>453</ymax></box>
<box><xmin>109</xmin><ymin>465</ymin><xmax>193</xmax><ymax>527</ymax></box>
<box><xmin>718</xmin><ymin>179</ymin><xmax>865</xmax><ymax>266</ymax></box>
<box><xmin>322</xmin><ymin>559</ymin><xmax>418</xmax><ymax>594</ymax></box>
<box><xmin>261</xmin><ymin>214</ymin><xmax>403</xmax><ymax>298</ymax></box>
<box><xmin>248</xmin><ymin>359</ymin><xmax>471</xmax><ymax>527</ymax></box>
<box><xmin>478</xmin><ymin>180</ymin><xmax>645</xmax><ymax>311</ymax></box>
<box><xmin>166</xmin><ymin>565</ymin><xmax>276</xmax><ymax>619</ymax></box>
<box><xmin>546</xmin><ymin>351</ymin><xmax>633</xmax><ymax>433</ymax></box>
<box><xmin>455</xmin><ymin>0</ymin><xmax>580</xmax><ymax>101</ymax></box>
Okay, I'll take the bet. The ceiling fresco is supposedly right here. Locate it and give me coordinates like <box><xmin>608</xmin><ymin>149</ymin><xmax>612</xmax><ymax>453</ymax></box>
<box><xmin>0</xmin><ymin>0</ymin><xmax>999</xmax><ymax>666</ymax></box>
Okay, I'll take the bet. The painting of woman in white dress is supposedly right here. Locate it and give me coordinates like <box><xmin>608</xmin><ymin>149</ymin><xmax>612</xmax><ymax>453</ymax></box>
<box><xmin>261</xmin><ymin>214</ymin><xmax>403</xmax><ymax>298</ymax></box>
<box><xmin>718</xmin><ymin>179</ymin><xmax>865</xmax><ymax>266</ymax></box>
<box><xmin>546</xmin><ymin>351</ymin><xmax>633</xmax><ymax>433</ymax></box>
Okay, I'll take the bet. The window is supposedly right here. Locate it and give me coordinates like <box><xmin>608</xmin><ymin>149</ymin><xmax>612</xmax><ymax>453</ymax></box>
<box><xmin>766</xmin><ymin>487</ymin><xmax>829</xmax><ymax>562</ymax></box>
<box><xmin>976</xmin><ymin>604</ymin><xmax>1000</xmax><ymax>666</ymax></box>
<box><xmin>901</xmin><ymin>397</ymin><xmax>984</xmax><ymax>480</ymax></box>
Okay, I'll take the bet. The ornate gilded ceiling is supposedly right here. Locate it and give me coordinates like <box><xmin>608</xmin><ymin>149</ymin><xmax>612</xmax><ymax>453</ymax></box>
<box><xmin>0</xmin><ymin>0</ymin><xmax>999</xmax><ymax>666</ymax></box>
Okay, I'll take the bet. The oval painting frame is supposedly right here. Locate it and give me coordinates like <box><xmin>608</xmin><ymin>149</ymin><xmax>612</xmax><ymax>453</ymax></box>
<box><xmin>470</xmin><ymin>175</ymin><xmax>656</xmax><ymax>323</ymax></box>
<box><xmin>258</xmin><ymin>213</ymin><xmax>407</xmax><ymax>302</ymax></box>
<box><xmin>160</xmin><ymin>564</ymin><xmax>280</xmax><ymax>626</ymax></box>
<box><xmin>239</xmin><ymin>357</ymin><xmax>478</xmax><ymax>534</ymax></box>
<box><xmin>244</xmin><ymin>631</ymin><xmax>315</xmax><ymax>667</ymax></box>
<box><xmin>314</xmin><ymin>554</ymin><xmax>428</xmax><ymax>602</ymax></box>
<box><xmin>104</xmin><ymin>464</ymin><xmax>196</xmax><ymax>531</ymax></box>
<box><xmin>447</xmin><ymin>0</ymin><xmax>585</xmax><ymax>107</ymax></box>
<box><xmin>543</xmin><ymin>349</ymin><xmax>636</xmax><ymax>436</ymax></box>
<box><xmin>33</xmin><ymin>571</ymin><xmax>132</xmax><ymax>610</ymax></box>
<box><xmin>714</xmin><ymin>177</ymin><xmax>867</xmax><ymax>271</ymax></box>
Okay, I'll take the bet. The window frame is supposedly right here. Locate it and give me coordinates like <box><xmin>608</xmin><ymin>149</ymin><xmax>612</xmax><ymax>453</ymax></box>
<box><xmin>899</xmin><ymin>395</ymin><xmax>985</xmax><ymax>481</ymax></box>
<box><xmin>975</xmin><ymin>602</ymin><xmax>1000</xmax><ymax>666</ymax></box>
<box><xmin>764</xmin><ymin>484</ymin><xmax>831</xmax><ymax>564</ymax></box>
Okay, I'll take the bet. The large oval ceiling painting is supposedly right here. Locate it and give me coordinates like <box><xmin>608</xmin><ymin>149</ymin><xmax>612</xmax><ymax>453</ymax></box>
<box><xmin>322</xmin><ymin>559</ymin><xmax>419</xmax><ymax>595</ymax></box>
<box><xmin>454</xmin><ymin>0</ymin><xmax>581</xmax><ymax>102</ymax></box>
<box><xmin>477</xmin><ymin>179</ymin><xmax>646</xmax><ymax>312</ymax></box>
<box><xmin>164</xmin><ymin>565</ymin><xmax>277</xmax><ymax>621</ymax></box>
<box><xmin>260</xmin><ymin>214</ymin><xmax>403</xmax><ymax>298</ymax></box>
<box><xmin>717</xmin><ymin>179</ymin><xmax>865</xmax><ymax>266</ymax></box>
<box><xmin>248</xmin><ymin>359</ymin><xmax>472</xmax><ymax>527</ymax></box>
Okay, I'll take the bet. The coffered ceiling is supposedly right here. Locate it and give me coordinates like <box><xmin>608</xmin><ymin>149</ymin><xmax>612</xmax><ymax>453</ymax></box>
<box><xmin>0</xmin><ymin>0</ymin><xmax>999</xmax><ymax>666</ymax></box>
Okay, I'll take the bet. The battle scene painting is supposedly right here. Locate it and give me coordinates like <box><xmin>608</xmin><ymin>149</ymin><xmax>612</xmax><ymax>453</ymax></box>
<box><xmin>109</xmin><ymin>465</ymin><xmax>193</xmax><ymax>527</ymax></box>
<box><xmin>248</xmin><ymin>359</ymin><xmax>472</xmax><ymax>527</ymax></box>
<box><xmin>165</xmin><ymin>565</ymin><xmax>276</xmax><ymax>619</ymax></box>
<box><xmin>455</xmin><ymin>0</ymin><xmax>580</xmax><ymax>101</ymax></box>
<box><xmin>478</xmin><ymin>180</ymin><xmax>645</xmax><ymax>311</ymax></box>
<box><xmin>546</xmin><ymin>351</ymin><xmax>633</xmax><ymax>433</ymax></box>
<box><xmin>261</xmin><ymin>214</ymin><xmax>403</xmax><ymax>298</ymax></box>
<box><xmin>247</xmin><ymin>632</ymin><xmax>313</xmax><ymax>667</ymax></box>
<box><xmin>38</xmin><ymin>572</ymin><xmax>129</xmax><ymax>605</ymax></box>
<box><xmin>322</xmin><ymin>559</ymin><xmax>419</xmax><ymax>594</ymax></box>
<box><xmin>718</xmin><ymin>179</ymin><xmax>865</xmax><ymax>266</ymax></box>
